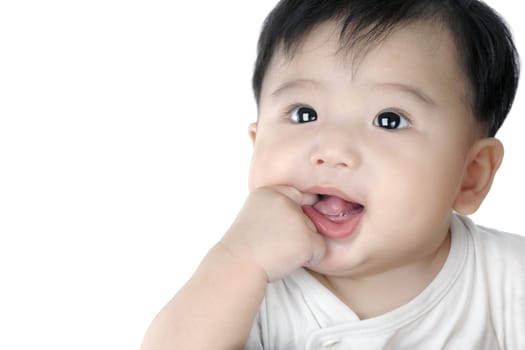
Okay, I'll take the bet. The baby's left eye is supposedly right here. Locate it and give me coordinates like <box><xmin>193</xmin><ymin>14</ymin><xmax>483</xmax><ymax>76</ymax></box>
<box><xmin>373</xmin><ymin>111</ymin><xmax>410</xmax><ymax>130</ymax></box>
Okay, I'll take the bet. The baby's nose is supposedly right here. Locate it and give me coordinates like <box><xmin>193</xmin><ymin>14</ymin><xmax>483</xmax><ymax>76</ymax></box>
<box><xmin>309</xmin><ymin>144</ymin><xmax>360</xmax><ymax>169</ymax></box>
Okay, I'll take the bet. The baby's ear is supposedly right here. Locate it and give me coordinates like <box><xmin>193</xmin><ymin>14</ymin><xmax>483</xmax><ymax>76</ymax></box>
<box><xmin>453</xmin><ymin>138</ymin><xmax>504</xmax><ymax>215</ymax></box>
<box><xmin>248</xmin><ymin>123</ymin><xmax>258</xmax><ymax>146</ymax></box>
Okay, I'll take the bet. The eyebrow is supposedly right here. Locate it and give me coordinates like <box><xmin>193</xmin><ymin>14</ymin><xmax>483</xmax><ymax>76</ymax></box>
<box><xmin>270</xmin><ymin>79</ymin><xmax>437</xmax><ymax>107</ymax></box>
<box><xmin>270</xmin><ymin>79</ymin><xmax>322</xmax><ymax>98</ymax></box>
<box><xmin>376</xmin><ymin>82</ymin><xmax>437</xmax><ymax>107</ymax></box>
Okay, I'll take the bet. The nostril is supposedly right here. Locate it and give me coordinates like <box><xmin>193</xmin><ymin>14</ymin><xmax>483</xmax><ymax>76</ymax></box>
<box><xmin>311</xmin><ymin>152</ymin><xmax>357</xmax><ymax>168</ymax></box>
<box><xmin>314</xmin><ymin>157</ymin><xmax>349</xmax><ymax>168</ymax></box>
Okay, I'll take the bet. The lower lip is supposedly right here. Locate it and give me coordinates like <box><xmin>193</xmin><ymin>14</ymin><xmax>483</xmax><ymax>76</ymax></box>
<box><xmin>302</xmin><ymin>206</ymin><xmax>364</xmax><ymax>240</ymax></box>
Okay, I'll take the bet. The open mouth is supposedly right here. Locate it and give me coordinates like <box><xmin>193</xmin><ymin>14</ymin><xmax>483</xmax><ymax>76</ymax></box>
<box><xmin>303</xmin><ymin>193</ymin><xmax>365</xmax><ymax>239</ymax></box>
<box><xmin>313</xmin><ymin>194</ymin><xmax>364</xmax><ymax>221</ymax></box>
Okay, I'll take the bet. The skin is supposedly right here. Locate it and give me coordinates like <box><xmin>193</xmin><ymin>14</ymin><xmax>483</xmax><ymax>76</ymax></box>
<box><xmin>141</xmin><ymin>20</ymin><xmax>504</xmax><ymax>350</ymax></box>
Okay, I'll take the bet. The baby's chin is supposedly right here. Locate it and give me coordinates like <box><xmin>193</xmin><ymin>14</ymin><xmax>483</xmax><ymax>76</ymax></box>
<box><xmin>304</xmin><ymin>242</ymin><xmax>395</xmax><ymax>280</ymax></box>
<box><xmin>304</xmin><ymin>254</ymin><xmax>366</xmax><ymax>279</ymax></box>
<box><xmin>303</xmin><ymin>263</ymin><xmax>365</xmax><ymax>288</ymax></box>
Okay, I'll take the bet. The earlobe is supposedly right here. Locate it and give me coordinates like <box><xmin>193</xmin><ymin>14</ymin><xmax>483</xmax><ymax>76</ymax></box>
<box><xmin>248</xmin><ymin>122</ymin><xmax>258</xmax><ymax>146</ymax></box>
<box><xmin>453</xmin><ymin>138</ymin><xmax>504</xmax><ymax>215</ymax></box>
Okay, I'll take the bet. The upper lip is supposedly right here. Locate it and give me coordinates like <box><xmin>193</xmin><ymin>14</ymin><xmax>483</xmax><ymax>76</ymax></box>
<box><xmin>302</xmin><ymin>185</ymin><xmax>364</xmax><ymax>206</ymax></box>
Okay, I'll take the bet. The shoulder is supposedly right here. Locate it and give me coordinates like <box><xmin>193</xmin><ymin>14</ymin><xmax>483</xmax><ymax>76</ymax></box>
<box><xmin>453</xmin><ymin>215</ymin><xmax>525</xmax><ymax>347</ymax></box>
<box><xmin>452</xmin><ymin>214</ymin><xmax>525</xmax><ymax>302</ymax></box>
<box><xmin>463</xmin><ymin>215</ymin><xmax>525</xmax><ymax>266</ymax></box>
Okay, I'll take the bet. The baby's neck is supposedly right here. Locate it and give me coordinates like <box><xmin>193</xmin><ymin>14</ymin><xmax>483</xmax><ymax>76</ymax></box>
<box><xmin>309</xmin><ymin>232</ymin><xmax>451</xmax><ymax>320</ymax></box>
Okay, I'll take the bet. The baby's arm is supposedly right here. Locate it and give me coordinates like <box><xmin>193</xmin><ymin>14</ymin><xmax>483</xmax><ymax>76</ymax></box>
<box><xmin>140</xmin><ymin>186</ymin><xmax>326</xmax><ymax>350</ymax></box>
<box><xmin>139</xmin><ymin>241</ymin><xmax>267</xmax><ymax>350</ymax></box>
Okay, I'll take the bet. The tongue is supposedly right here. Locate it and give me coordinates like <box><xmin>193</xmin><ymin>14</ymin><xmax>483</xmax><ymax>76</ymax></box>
<box><xmin>313</xmin><ymin>195</ymin><xmax>356</xmax><ymax>216</ymax></box>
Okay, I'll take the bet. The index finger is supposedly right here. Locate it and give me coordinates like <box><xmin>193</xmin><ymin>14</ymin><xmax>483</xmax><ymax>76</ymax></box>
<box><xmin>272</xmin><ymin>185</ymin><xmax>320</xmax><ymax>206</ymax></box>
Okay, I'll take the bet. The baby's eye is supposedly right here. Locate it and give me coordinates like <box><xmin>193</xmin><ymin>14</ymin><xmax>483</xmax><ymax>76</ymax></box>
<box><xmin>289</xmin><ymin>106</ymin><xmax>318</xmax><ymax>123</ymax></box>
<box><xmin>373</xmin><ymin>111</ymin><xmax>410</xmax><ymax>130</ymax></box>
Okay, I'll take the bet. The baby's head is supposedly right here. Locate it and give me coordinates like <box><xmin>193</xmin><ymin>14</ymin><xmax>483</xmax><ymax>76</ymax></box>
<box><xmin>247</xmin><ymin>0</ymin><xmax>520</xmax><ymax>276</ymax></box>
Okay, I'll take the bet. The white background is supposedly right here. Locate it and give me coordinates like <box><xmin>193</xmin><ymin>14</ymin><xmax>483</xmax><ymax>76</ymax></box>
<box><xmin>0</xmin><ymin>1</ymin><xmax>523</xmax><ymax>349</ymax></box>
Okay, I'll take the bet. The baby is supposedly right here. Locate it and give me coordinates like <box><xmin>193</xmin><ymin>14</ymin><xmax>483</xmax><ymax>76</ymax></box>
<box><xmin>141</xmin><ymin>0</ymin><xmax>525</xmax><ymax>349</ymax></box>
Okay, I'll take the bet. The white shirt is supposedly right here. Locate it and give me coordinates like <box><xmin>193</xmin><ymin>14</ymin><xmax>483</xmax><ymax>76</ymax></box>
<box><xmin>246</xmin><ymin>214</ymin><xmax>525</xmax><ymax>349</ymax></box>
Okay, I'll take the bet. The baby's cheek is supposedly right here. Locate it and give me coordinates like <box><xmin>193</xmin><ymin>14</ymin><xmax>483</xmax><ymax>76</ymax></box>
<box><xmin>248</xmin><ymin>149</ymin><xmax>275</xmax><ymax>190</ymax></box>
<box><xmin>247</xmin><ymin>159</ymin><xmax>263</xmax><ymax>192</ymax></box>
<box><xmin>248</xmin><ymin>148</ymin><xmax>298</xmax><ymax>191</ymax></box>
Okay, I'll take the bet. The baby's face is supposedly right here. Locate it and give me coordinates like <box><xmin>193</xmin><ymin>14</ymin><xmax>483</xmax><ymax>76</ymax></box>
<box><xmin>248</xmin><ymin>20</ymin><xmax>480</xmax><ymax>276</ymax></box>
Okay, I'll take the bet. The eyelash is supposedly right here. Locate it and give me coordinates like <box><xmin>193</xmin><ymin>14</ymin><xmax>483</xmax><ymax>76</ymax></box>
<box><xmin>284</xmin><ymin>104</ymin><xmax>412</xmax><ymax>130</ymax></box>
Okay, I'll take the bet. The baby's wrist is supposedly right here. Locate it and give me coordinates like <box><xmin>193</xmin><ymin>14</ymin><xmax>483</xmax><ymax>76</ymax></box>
<box><xmin>211</xmin><ymin>241</ymin><xmax>270</xmax><ymax>284</ymax></box>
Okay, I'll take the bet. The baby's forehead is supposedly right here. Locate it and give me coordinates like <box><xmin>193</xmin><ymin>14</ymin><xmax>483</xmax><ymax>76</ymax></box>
<box><xmin>265</xmin><ymin>20</ymin><xmax>468</xmax><ymax>98</ymax></box>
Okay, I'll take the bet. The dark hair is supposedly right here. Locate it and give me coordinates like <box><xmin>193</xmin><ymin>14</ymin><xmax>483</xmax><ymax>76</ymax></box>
<box><xmin>252</xmin><ymin>0</ymin><xmax>520</xmax><ymax>137</ymax></box>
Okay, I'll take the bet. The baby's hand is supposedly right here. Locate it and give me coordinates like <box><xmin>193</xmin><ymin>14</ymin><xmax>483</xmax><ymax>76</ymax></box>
<box><xmin>219</xmin><ymin>186</ymin><xmax>327</xmax><ymax>282</ymax></box>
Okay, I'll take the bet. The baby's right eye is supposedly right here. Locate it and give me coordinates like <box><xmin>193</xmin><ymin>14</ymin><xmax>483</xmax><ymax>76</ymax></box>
<box><xmin>289</xmin><ymin>106</ymin><xmax>318</xmax><ymax>123</ymax></box>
